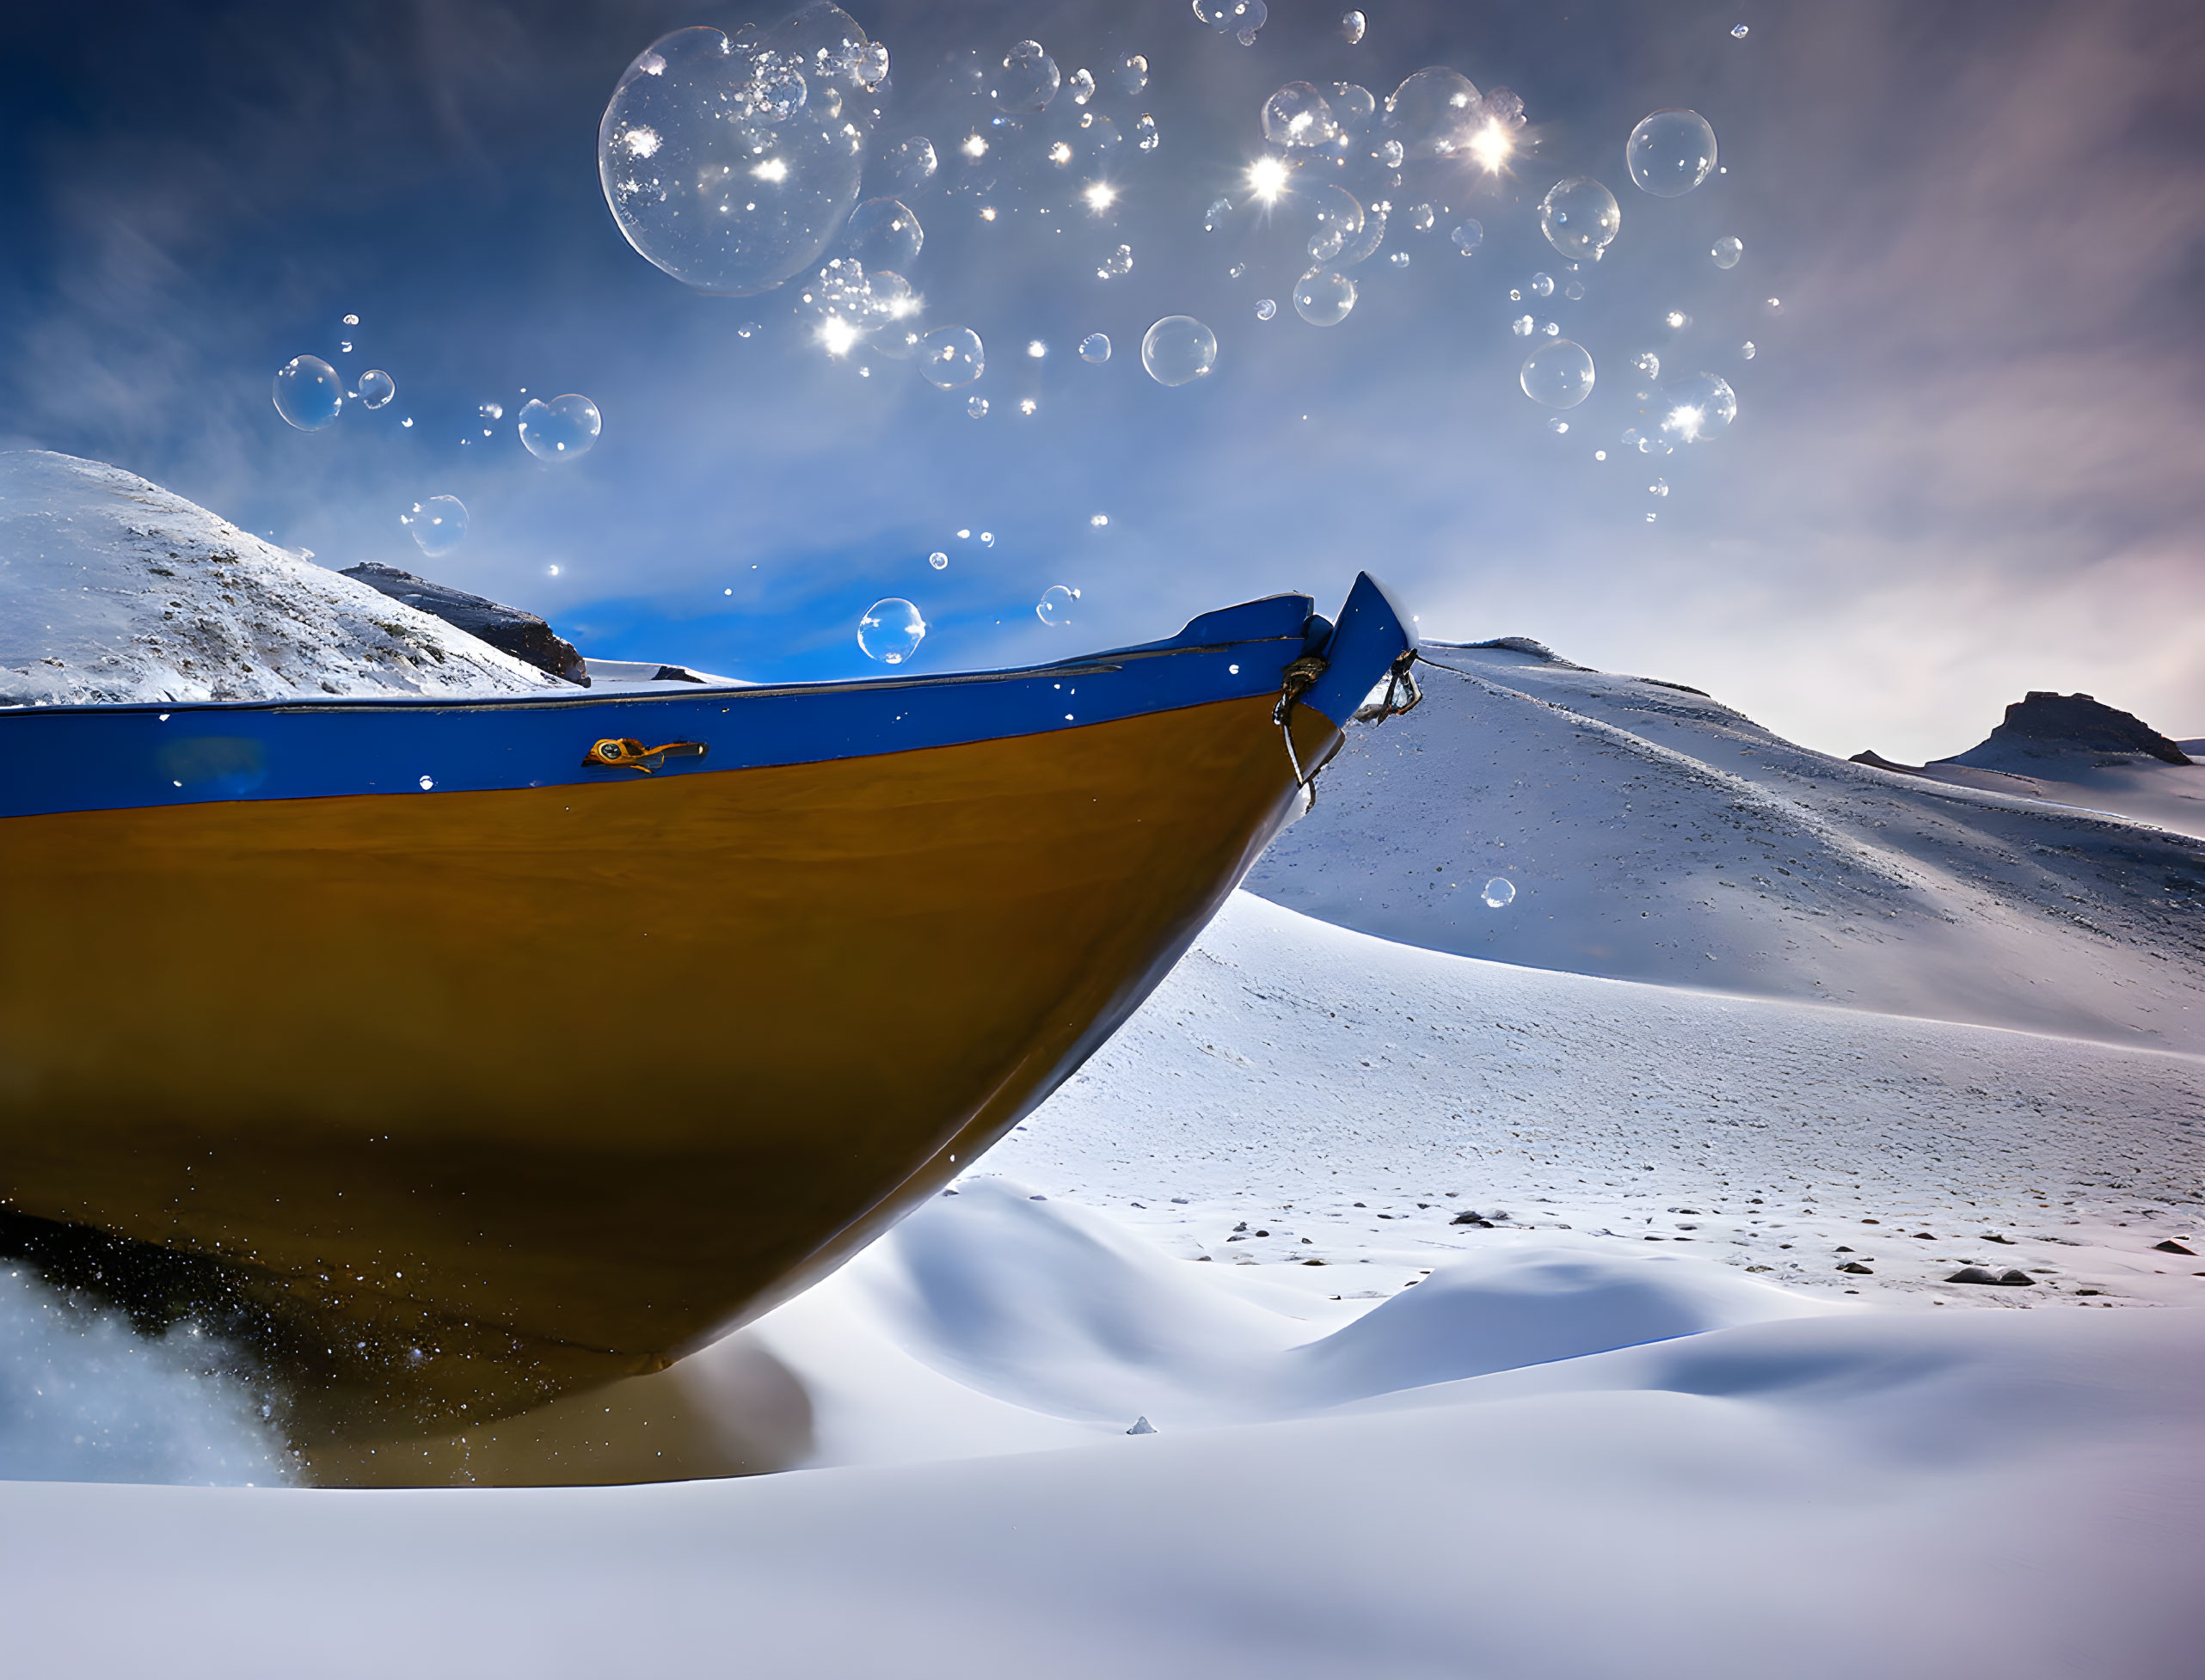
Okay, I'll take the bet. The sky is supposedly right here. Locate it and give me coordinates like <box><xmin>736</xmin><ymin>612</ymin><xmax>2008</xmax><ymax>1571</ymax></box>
<box><xmin>2</xmin><ymin>0</ymin><xmax>2199</xmax><ymax>761</ymax></box>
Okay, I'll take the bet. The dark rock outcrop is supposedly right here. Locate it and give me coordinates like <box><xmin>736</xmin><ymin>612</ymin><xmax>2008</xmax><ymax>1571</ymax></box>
<box><xmin>341</xmin><ymin>562</ymin><xmax>589</xmax><ymax>685</ymax></box>
<box><xmin>1954</xmin><ymin>691</ymin><xmax>2191</xmax><ymax>766</ymax></box>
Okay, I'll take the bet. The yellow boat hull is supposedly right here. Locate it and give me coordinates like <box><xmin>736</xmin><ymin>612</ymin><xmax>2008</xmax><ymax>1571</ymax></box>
<box><xmin>1</xmin><ymin>695</ymin><xmax>1336</xmax><ymax>1440</ymax></box>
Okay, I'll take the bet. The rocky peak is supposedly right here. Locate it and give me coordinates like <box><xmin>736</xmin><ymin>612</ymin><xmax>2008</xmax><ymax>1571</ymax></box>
<box><xmin>1962</xmin><ymin>690</ymin><xmax>2190</xmax><ymax>766</ymax></box>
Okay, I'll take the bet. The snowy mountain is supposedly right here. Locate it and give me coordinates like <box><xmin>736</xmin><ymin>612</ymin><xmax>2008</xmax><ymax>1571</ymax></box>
<box><xmin>0</xmin><ymin>451</ymin><xmax>568</xmax><ymax>708</ymax></box>
<box><xmin>1245</xmin><ymin>638</ymin><xmax>2205</xmax><ymax>1050</ymax></box>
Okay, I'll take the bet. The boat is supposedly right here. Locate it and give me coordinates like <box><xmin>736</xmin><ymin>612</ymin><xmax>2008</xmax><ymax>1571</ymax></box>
<box><xmin>0</xmin><ymin>574</ymin><xmax>1417</xmax><ymax>1446</ymax></box>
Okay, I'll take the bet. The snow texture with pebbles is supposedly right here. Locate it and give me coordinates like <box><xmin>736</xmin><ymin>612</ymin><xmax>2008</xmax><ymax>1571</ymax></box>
<box><xmin>0</xmin><ymin>451</ymin><xmax>565</xmax><ymax>708</ymax></box>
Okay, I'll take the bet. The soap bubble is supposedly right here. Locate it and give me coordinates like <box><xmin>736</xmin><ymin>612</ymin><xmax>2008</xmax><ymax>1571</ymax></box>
<box><xmin>1563</xmin><ymin>279</ymin><xmax>1585</xmax><ymax>300</ymax></box>
<box><xmin>929</xmin><ymin>551</ymin><xmax>949</xmax><ymax>569</ymax></box>
<box><xmin>598</xmin><ymin>12</ymin><xmax>879</xmax><ymax>297</ymax></box>
<box><xmin>1626</xmin><ymin>109</ymin><xmax>1717</xmax><ymax>197</ymax></box>
<box><xmin>1097</xmin><ymin>243</ymin><xmax>1133</xmax><ymax>279</ymax></box>
<box><xmin>1036</xmin><ymin>585</ymin><xmax>1080</xmax><ymax>626</ymax></box>
<box><xmin>1256</xmin><ymin>297</ymin><xmax>1277</xmax><ymax>320</ymax></box>
<box><xmin>1115</xmin><ymin>54</ymin><xmax>1148</xmax><ymax>95</ymax></box>
<box><xmin>1263</xmin><ymin>83</ymin><xmax>1338</xmax><ymax>149</ymax></box>
<box><xmin>1376</xmin><ymin>138</ymin><xmax>1403</xmax><ymax>169</ymax></box>
<box><xmin>1529</xmin><ymin>273</ymin><xmax>1554</xmax><ymax>297</ymax></box>
<box><xmin>1731</xmin><ymin>23</ymin><xmax>1749</xmax><ymax>38</ymax></box>
<box><xmin>1388</xmin><ymin>252</ymin><xmax>1410</xmax><ymax>269</ymax></box>
<box><xmin>846</xmin><ymin>198</ymin><xmax>922</xmax><ymax>269</ymax></box>
<box><xmin>1538</xmin><ymin>175</ymin><xmax>1620</xmax><ymax>262</ymax></box>
<box><xmin>402</xmin><ymin>495</ymin><xmax>468</xmax><ymax>557</ymax></box>
<box><xmin>1649</xmin><ymin>478</ymin><xmax>1669</xmax><ymax>497</ymax></box>
<box><xmin>356</xmin><ymin>369</ymin><xmax>396</xmax><ymax>409</ymax></box>
<box><xmin>857</xmin><ymin>598</ymin><xmax>926</xmax><ymax>664</ymax></box>
<box><xmin>1711</xmin><ymin>235</ymin><xmax>1743</xmax><ymax>268</ymax></box>
<box><xmin>1406</xmin><ymin>202</ymin><xmax>1434</xmax><ymax>231</ymax></box>
<box><xmin>1741</xmin><ymin>340</ymin><xmax>1756</xmax><ymax>360</ymax></box>
<box><xmin>518</xmin><ymin>394</ymin><xmax>603</xmax><ymax>461</ymax></box>
<box><xmin>1384</xmin><ymin>67</ymin><xmax>1482</xmax><ymax>161</ymax></box>
<box><xmin>1632</xmin><ymin>351</ymin><xmax>1661</xmax><ymax>379</ymax></box>
<box><xmin>1511</xmin><ymin>316</ymin><xmax>1534</xmax><ymax>337</ymax></box>
<box><xmin>342</xmin><ymin>313</ymin><xmax>359</xmax><ymax>327</ymax></box>
<box><xmin>1482</xmin><ymin>877</ymin><xmax>1515</xmax><ymax>908</ymax></box>
<box><xmin>1202</xmin><ymin>197</ymin><xmax>1234</xmax><ymax>232</ymax></box>
<box><xmin>1304</xmin><ymin>183</ymin><xmax>1364</xmax><ymax>260</ymax></box>
<box><xmin>1078</xmin><ymin>332</ymin><xmax>1112</xmax><ymax>364</ymax></box>
<box><xmin>1658</xmin><ymin>371</ymin><xmax>1737</xmax><ymax>442</ymax></box>
<box><xmin>967</xmin><ymin>395</ymin><xmax>989</xmax><ymax>418</ymax></box>
<box><xmin>1067</xmin><ymin>67</ymin><xmax>1096</xmax><ymax>105</ymax></box>
<box><xmin>1542</xmin><ymin>321</ymin><xmax>1560</xmax><ymax>336</ymax></box>
<box><xmin>1141</xmin><ymin>315</ymin><xmax>1218</xmax><ymax>384</ymax></box>
<box><xmin>1546</xmin><ymin>417</ymin><xmax>1569</xmax><ymax>433</ymax></box>
<box><xmin>1329</xmin><ymin>83</ymin><xmax>1377</xmax><ymax>125</ymax></box>
<box><xmin>887</xmin><ymin>136</ymin><xmax>937</xmax><ymax>189</ymax></box>
<box><xmin>1293</xmin><ymin>266</ymin><xmax>1357</xmax><ymax>326</ymax></box>
<box><xmin>1451</xmin><ymin>220</ymin><xmax>1483</xmax><ymax>254</ymax></box>
<box><xmin>1232</xmin><ymin>0</ymin><xmax>1268</xmax><ymax>46</ymax></box>
<box><xmin>919</xmin><ymin>325</ymin><xmax>985</xmax><ymax>388</ymax></box>
<box><xmin>272</xmin><ymin>356</ymin><xmax>342</xmax><ymax>430</ymax></box>
<box><xmin>1135</xmin><ymin>114</ymin><xmax>1159</xmax><ymax>151</ymax></box>
<box><xmin>992</xmin><ymin>40</ymin><xmax>1060</xmax><ymax>112</ymax></box>
<box><xmin>1520</xmin><ymin>339</ymin><xmax>1594</xmax><ymax>408</ymax></box>
<box><xmin>1341</xmin><ymin>9</ymin><xmax>1366</xmax><ymax>43</ymax></box>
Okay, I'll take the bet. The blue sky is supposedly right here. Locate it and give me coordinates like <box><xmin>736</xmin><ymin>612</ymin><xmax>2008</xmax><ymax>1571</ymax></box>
<box><xmin>3</xmin><ymin>0</ymin><xmax>2199</xmax><ymax>760</ymax></box>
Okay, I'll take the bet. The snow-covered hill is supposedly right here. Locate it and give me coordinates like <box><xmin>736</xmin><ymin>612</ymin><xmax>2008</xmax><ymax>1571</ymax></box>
<box><xmin>1245</xmin><ymin>640</ymin><xmax>2205</xmax><ymax>1049</ymax></box>
<box><xmin>0</xmin><ymin>452</ymin><xmax>567</xmax><ymax>707</ymax></box>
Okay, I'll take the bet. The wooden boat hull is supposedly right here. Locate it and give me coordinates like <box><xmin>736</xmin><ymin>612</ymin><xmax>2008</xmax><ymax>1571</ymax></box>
<box><xmin>0</xmin><ymin>579</ymin><xmax>1414</xmax><ymax>1442</ymax></box>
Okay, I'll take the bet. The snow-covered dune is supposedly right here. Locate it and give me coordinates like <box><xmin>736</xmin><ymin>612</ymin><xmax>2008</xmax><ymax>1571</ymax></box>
<box><xmin>4</xmin><ymin>1304</ymin><xmax>2198</xmax><ymax>1679</ymax></box>
<box><xmin>0</xmin><ymin>451</ymin><xmax>568</xmax><ymax>707</ymax></box>
<box><xmin>1245</xmin><ymin>640</ymin><xmax>2205</xmax><ymax>1048</ymax></box>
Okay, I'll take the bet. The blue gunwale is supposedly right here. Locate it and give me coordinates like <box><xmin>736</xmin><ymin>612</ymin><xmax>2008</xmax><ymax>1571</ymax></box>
<box><xmin>2</xmin><ymin>588</ymin><xmax>1375</xmax><ymax>822</ymax></box>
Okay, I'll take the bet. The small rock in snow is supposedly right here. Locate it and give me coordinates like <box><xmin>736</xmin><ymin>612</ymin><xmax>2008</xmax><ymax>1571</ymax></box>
<box><xmin>2153</xmin><ymin>1239</ymin><xmax>2196</xmax><ymax>1255</ymax></box>
<box><xmin>1126</xmin><ymin>1416</ymin><xmax>1157</xmax><ymax>1435</ymax></box>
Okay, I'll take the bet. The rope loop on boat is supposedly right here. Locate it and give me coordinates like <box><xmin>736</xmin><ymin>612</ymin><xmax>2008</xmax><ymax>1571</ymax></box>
<box><xmin>1274</xmin><ymin>655</ymin><xmax>1334</xmax><ymax>812</ymax></box>
<box><xmin>1368</xmin><ymin>649</ymin><xmax>1424</xmax><ymax>724</ymax></box>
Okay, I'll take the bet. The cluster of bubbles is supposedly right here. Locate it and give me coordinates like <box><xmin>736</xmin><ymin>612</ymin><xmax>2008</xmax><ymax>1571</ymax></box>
<box><xmin>598</xmin><ymin>4</ymin><xmax>888</xmax><ymax>297</ymax></box>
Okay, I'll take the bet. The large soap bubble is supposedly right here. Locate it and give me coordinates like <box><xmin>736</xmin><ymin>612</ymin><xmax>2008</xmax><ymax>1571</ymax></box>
<box><xmin>1539</xmin><ymin>176</ymin><xmax>1620</xmax><ymax>262</ymax></box>
<box><xmin>1078</xmin><ymin>333</ymin><xmax>1112</xmax><ymax>364</ymax></box>
<box><xmin>1626</xmin><ymin>109</ymin><xmax>1717</xmax><ymax>197</ymax></box>
<box><xmin>1140</xmin><ymin>316</ymin><xmax>1217</xmax><ymax>385</ymax></box>
<box><xmin>1711</xmin><ymin>235</ymin><xmax>1743</xmax><ymax>269</ymax></box>
<box><xmin>598</xmin><ymin>8</ymin><xmax>881</xmax><ymax>298</ymax></box>
<box><xmin>992</xmin><ymin>40</ymin><xmax>1060</xmax><ymax>112</ymax></box>
<box><xmin>1383</xmin><ymin>67</ymin><xmax>1481</xmax><ymax>160</ymax></box>
<box><xmin>858</xmin><ymin>598</ymin><xmax>925</xmax><ymax>664</ymax></box>
<box><xmin>918</xmin><ymin>325</ymin><xmax>984</xmax><ymax>388</ymax></box>
<box><xmin>1657</xmin><ymin>372</ymin><xmax>1737</xmax><ymax>441</ymax></box>
<box><xmin>1036</xmin><ymin>584</ymin><xmax>1079</xmax><ymax>626</ymax></box>
<box><xmin>1520</xmin><ymin>340</ymin><xmax>1595</xmax><ymax>408</ymax></box>
<box><xmin>272</xmin><ymin>356</ymin><xmax>342</xmax><ymax>430</ymax></box>
<box><xmin>1293</xmin><ymin>266</ymin><xmax>1357</xmax><ymax>326</ymax></box>
<box><xmin>846</xmin><ymin>198</ymin><xmax>923</xmax><ymax>270</ymax></box>
<box><xmin>402</xmin><ymin>495</ymin><xmax>468</xmax><ymax>557</ymax></box>
<box><xmin>1262</xmin><ymin>83</ymin><xmax>1337</xmax><ymax>148</ymax></box>
<box><xmin>518</xmin><ymin>395</ymin><xmax>602</xmax><ymax>462</ymax></box>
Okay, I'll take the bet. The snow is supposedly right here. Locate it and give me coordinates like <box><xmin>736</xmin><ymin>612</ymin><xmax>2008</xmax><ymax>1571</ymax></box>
<box><xmin>3</xmin><ymin>607</ymin><xmax>2199</xmax><ymax>1672</ymax></box>
<box><xmin>0</xmin><ymin>452</ymin><xmax>568</xmax><ymax>707</ymax></box>
<box><xmin>1245</xmin><ymin>640</ymin><xmax>2205</xmax><ymax>1049</ymax></box>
